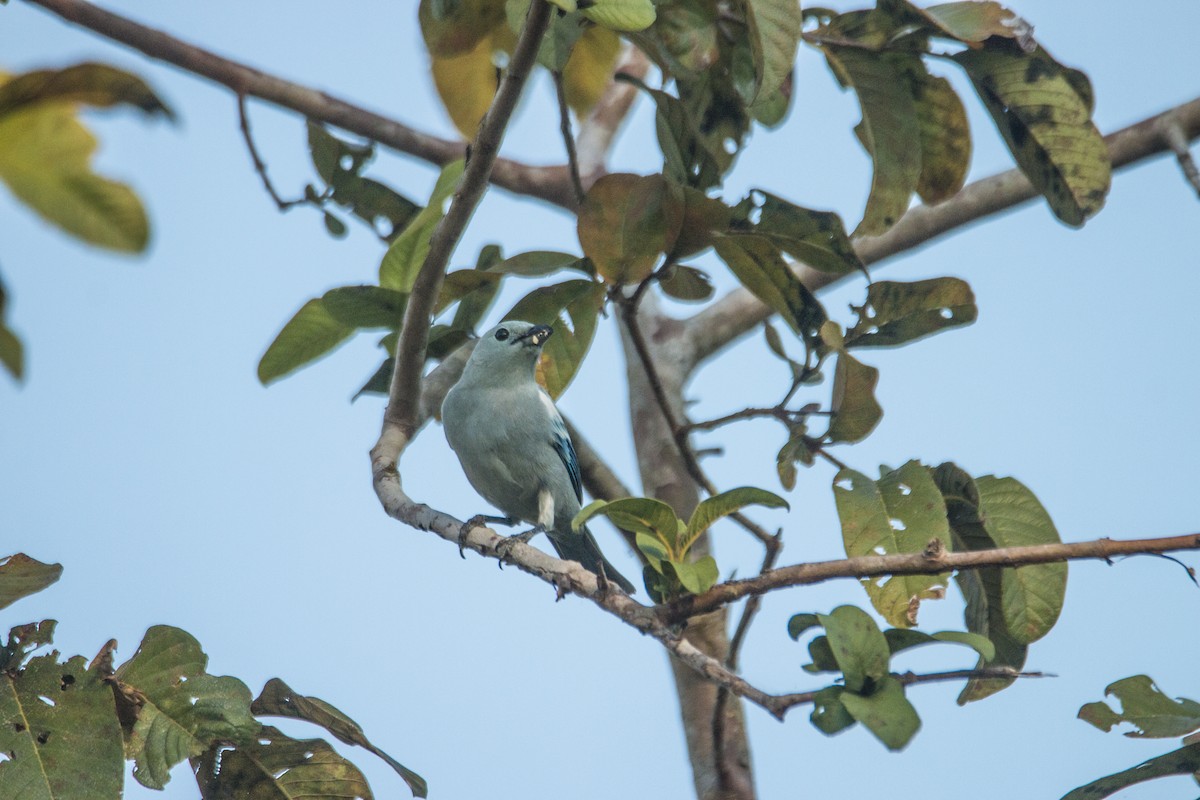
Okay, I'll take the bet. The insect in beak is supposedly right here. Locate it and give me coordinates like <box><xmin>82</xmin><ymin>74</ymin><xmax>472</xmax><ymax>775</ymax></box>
<box><xmin>515</xmin><ymin>325</ymin><xmax>553</xmax><ymax>346</ymax></box>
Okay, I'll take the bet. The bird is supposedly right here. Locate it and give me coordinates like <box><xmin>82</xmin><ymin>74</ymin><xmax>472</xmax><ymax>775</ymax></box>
<box><xmin>441</xmin><ymin>320</ymin><xmax>636</xmax><ymax>593</ymax></box>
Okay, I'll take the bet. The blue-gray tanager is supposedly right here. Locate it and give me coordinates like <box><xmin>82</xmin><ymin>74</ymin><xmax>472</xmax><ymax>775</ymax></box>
<box><xmin>442</xmin><ymin>320</ymin><xmax>636</xmax><ymax>593</ymax></box>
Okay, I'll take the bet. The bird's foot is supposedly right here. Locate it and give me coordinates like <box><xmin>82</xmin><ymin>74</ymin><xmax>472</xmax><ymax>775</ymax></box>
<box><xmin>494</xmin><ymin>525</ymin><xmax>545</xmax><ymax>568</ymax></box>
<box><xmin>457</xmin><ymin>514</ymin><xmax>515</xmax><ymax>559</ymax></box>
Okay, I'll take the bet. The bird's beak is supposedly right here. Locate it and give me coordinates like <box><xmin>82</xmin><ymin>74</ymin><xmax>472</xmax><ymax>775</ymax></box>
<box><xmin>515</xmin><ymin>324</ymin><xmax>553</xmax><ymax>347</ymax></box>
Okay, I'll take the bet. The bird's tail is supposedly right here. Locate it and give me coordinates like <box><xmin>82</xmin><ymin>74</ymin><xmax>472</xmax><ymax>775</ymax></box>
<box><xmin>549</xmin><ymin>525</ymin><xmax>637</xmax><ymax>594</ymax></box>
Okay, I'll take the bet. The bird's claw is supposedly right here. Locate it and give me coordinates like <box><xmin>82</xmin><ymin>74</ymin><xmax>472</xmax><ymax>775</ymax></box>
<box><xmin>457</xmin><ymin>514</ymin><xmax>515</xmax><ymax>559</ymax></box>
<box><xmin>494</xmin><ymin>525</ymin><xmax>544</xmax><ymax>568</ymax></box>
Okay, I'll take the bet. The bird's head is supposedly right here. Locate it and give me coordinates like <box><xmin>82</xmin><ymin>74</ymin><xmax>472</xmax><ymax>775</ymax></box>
<box><xmin>466</xmin><ymin>320</ymin><xmax>553</xmax><ymax>375</ymax></box>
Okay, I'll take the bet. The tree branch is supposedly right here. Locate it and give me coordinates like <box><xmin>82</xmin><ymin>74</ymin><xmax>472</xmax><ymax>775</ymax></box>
<box><xmin>236</xmin><ymin>94</ymin><xmax>305</xmax><ymax>212</ymax></box>
<box><xmin>663</xmin><ymin>533</ymin><xmax>1200</xmax><ymax>623</ymax></box>
<box><xmin>23</xmin><ymin>0</ymin><xmax>578</xmax><ymax>210</ymax></box>
<box><xmin>551</xmin><ymin>71</ymin><xmax>585</xmax><ymax>206</ymax></box>
<box><xmin>682</xmin><ymin>95</ymin><xmax>1200</xmax><ymax>367</ymax></box>
<box><xmin>380</xmin><ymin>0</ymin><xmax>552</xmax><ymax>441</ymax></box>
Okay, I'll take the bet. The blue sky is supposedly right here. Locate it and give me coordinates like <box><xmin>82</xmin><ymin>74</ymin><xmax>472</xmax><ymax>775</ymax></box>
<box><xmin>3</xmin><ymin>1</ymin><xmax>1200</xmax><ymax>798</ymax></box>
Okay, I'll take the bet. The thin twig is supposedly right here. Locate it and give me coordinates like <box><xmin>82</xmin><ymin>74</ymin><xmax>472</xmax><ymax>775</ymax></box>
<box><xmin>767</xmin><ymin>668</ymin><xmax>1049</xmax><ymax>717</ymax></box>
<box><xmin>662</xmin><ymin>532</ymin><xmax>1200</xmax><ymax>623</ymax></box>
<box><xmin>1160</xmin><ymin>114</ymin><xmax>1200</xmax><ymax>199</ymax></box>
<box><xmin>552</xmin><ymin>70</ymin><xmax>585</xmax><ymax>206</ymax></box>
<box><xmin>236</xmin><ymin>94</ymin><xmax>305</xmax><ymax>211</ymax></box>
<box><xmin>684</xmin><ymin>406</ymin><xmax>796</xmax><ymax>432</ymax></box>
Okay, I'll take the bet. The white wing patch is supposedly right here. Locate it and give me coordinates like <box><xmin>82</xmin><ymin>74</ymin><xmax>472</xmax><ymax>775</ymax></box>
<box><xmin>537</xmin><ymin>488</ymin><xmax>555</xmax><ymax>529</ymax></box>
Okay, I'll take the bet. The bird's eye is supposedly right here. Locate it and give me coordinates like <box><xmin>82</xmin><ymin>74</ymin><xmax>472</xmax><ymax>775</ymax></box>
<box><xmin>494</xmin><ymin>328</ymin><xmax>510</xmax><ymax>341</ymax></box>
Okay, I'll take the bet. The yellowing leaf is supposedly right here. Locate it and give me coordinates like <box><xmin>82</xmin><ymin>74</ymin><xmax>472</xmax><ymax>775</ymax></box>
<box><xmin>955</xmin><ymin>44</ymin><xmax>1110</xmax><ymax>226</ymax></box>
<box><xmin>582</xmin><ymin>0</ymin><xmax>656</xmax><ymax>31</ymax></box>
<box><xmin>0</xmin><ymin>62</ymin><xmax>173</xmax><ymax>119</ymax></box>
<box><xmin>431</xmin><ymin>33</ymin><xmax>503</xmax><ymax>138</ymax></box>
<box><xmin>0</xmin><ymin>102</ymin><xmax>148</xmax><ymax>251</ymax></box>
<box><xmin>563</xmin><ymin>25</ymin><xmax>621</xmax><ymax>115</ymax></box>
<box><xmin>911</xmin><ymin>70</ymin><xmax>970</xmax><ymax>203</ymax></box>
<box><xmin>577</xmin><ymin>173</ymin><xmax>684</xmax><ymax>284</ymax></box>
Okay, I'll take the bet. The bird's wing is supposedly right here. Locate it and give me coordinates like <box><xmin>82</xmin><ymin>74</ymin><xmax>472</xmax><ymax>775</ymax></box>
<box><xmin>539</xmin><ymin>388</ymin><xmax>582</xmax><ymax>504</ymax></box>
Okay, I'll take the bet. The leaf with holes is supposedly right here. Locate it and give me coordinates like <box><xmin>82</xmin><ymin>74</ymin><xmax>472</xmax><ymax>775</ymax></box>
<box><xmin>811</xmin><ymin>686</ymin><xmax>856</xmax><ymax>735</ymax></box>
<box><xmin>1</xmin><ymin>620</ymin><xmax>58</xmax><ymax>672</ymax></box>
<box><xmin>258</xmin><ymin>299</ymin><xmax>354</xmax><ymax>385</ymax></box>
<box><xmin>713</xmin><ymin>233</ymin><xmax>827</xmax><ymax>339</ymax></box>
<box><xmin>194</xmin><ymin>725</ymin><xmax>375</xmax><ymax>799</ymax></box>
<box><xmin>845</xmin><ymin>278</ymin><xmax>977</xmax><ymax>348</ymax></box>
<box><xmin>827</xmin><ymin>352</ymin><xmax>881</xmax><ymax>443</ymax></box>
<box><xmin>840</xmin><ymin>676</ymin><xmax>921</xmax><ymax>751</ymax></box>
<box><xmin>0</xmin><ymin>554</ymin><xmax>63</xmax><ymax>611</ymax></box>
<box><xmin>823</xmin><ymin>46</ymin><xmax>922</xmax><ymax>236</ymax></box>
<box><xmin>817</xmin><ymin>605</ymin><xmax>891</xmax><ymax>694</ymax></box>
<box><xmin>113</xmin><ymin>626</ymin><xmax>258</xmax><ymax>789</ymax></box>
<box><xmin>504</xmin><ymin>279</ymin><xmax>604</xmax><ymax>398</ymax></box>
<box><xmin>955</xmin><ymin>43</ymin><xmax>1109</xmax><ymax>226</ymax></box>
<box><xmin>740</xmin><ymin>191</ymin><xmax>862</xmax><ymax>276</ymax></box>
<box><xmin>577</xmin><ymin>173</ymin><xmax>684</xmax><ymax>284</ymax></box>
<box><xmin>253</xmin><ymin>678</ymin><xmax>427</xmax><ymax>796</ymax></box>
<box><xmin>1078</xmin><ymin>675</ymin><xmax>1200</xmax><ymax>739</ymax></box>
<box><xmin>379</xmin><ymin>159</ymin><xmax>465</xmax><ymax>291</ymax></box>
<box><xmin>833</xmin><ymin>464</ymin><xmax>951</xmax><ymax>627</ymax></box>
<box><xmin>0</xmin><ymin>653</ymin><xmax>124</xmax><ymax>800</ymax></box>
<box><xmin>620</xmin><ymin>75</ymin><xmax>723</xmax><ymax>190</ymax></box>
<box><xmin>909</xmin><ymin>1</ymin><xmax>1033</xmax><ymax>47</ymax></box>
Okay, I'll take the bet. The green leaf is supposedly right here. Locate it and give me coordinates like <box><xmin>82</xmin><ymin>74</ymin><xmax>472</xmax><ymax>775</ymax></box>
<box><xmin>0</xmin><ymin>321</ymin><xmax>21</xmax><ymax>382</ymax></box>
<box><xmin>0</xmin><ymin>620</ymin><xmax>58</xmax><ymax>672</ymax></box>
<box><xmin>670</xmin><ymin>556</ymin><xmax>719</xmax><ymax>595</ymax></box>
<box><xmin>253</xmin><ymin>678</ymin><xmax>427</xmax><ymax>797</ymax></box>
<box><xmin>573</xmin><ymin>497</ymin><xmax>680</xmax><ymax>555</ymax></box>
<box><xmin>805</xmin><ymin>635</ymin><xmax>840</xmax><ymax>673</ymax></box>
<box><xmin>844</xmin><ymin>278</ymin><xmax>977</xmax><ymax>348</ymax></box>
<box><xmin>810</xmin><ymin>686</ymin><xmax>856</xmax><ymax>735</ymax></box>
<box><xmin>379</xmin><ymin>160</ymin><xmax>465</xmax><ymax>291</ymax></box>
<box><xmin>659</xmin><ymin>264</ymin><xmax>715</xmax><ymax>302</ymax></box>
<box><xmin>740</xmin><ymin>191</ymin><xmax>862</xmax><ymax>276</ymax></box>
<box><xmin>826</xmin><ymin>352</ymin><xmax>881</xmax><ymax>443</ymax></box>
<box><xmin>834</xmin><ymin>463</ymin><xmax>952</xmax><ymax>627</ymax></box>
<box><xmin>0</xmin><ymin>554</ymin><xmax>63</xmax><ymax>611</ymax></box>
<box><xmin>258</xmin><ymin>299</ymin><xmax>355</xmax><ymax>385</ymax></box>
<box><xmin>1060</xmin><ymin>743</ymin><xmax>1200</xmax><ymax>800</ymax></box>
<box><xmin>739</xmin><ymin>0</ymin><xmax>802</xmax><ymax>103</ymax></box>
<box><xmin>618</xmin><ymin>74</ymin><xmax>723</xmax><ymax>190</ymax></box>
<box><xmin>0</xmin><ymin>654</ymin><xmax>124</xmax><ymax>800</ymax></box>
<box><xmin>1078</xmin><ymin>675</ymin><xmax>1200</xmax><ymax>739</ymax></box>
<box><xmin>194</xmin><ymin>725</ymin><xmax>375</xmax><ymax>800</ymax></box>
<box><xmin>840</xmin><ymin>676</ymin><xmax>921</xmax><ymax>751</ymax></box>
<box><xmin>823</xmin><ymin>46</ymin><xmax>922</xmax><ymax>236</ymax></box>
<box><xmin>634</xmin><ymin>531</ymin><xmax>670</xmax><ymax>564</ymax></box>
<box><xmin>975</xmin><ymin>476</ymin><xmax>1066</xmax><ymax>644</ymax></box>
<box><xmin>671</xmin><ymin>187</ymin><xmax>733</xmax><ymax>259</ymax></box>
<box><xmin>114</xmin><ymin>626</ymin><xmax>258</xmax><ymax>789</ymax></box>
<box><xmin>713</xmin><ymin>233</ymin><xmax>827</xmax><ymax>339</ymax></box>
<box><xmin>581</xmin><ymin>0</ymin><xmax>656</xmax><ymax>31</ymax></box>
<box><xmin>685</xmin><ymin>486</ymin><xmax>788</xmax><ymax>552</ymax></box>
<box><xmin>323</xmin><ymin>285</ymin><xmax>408</xmax><ymax>329</ymax></box>
<box><xmin>503</xmin><ymin>279</ymin><xmax>605</xmax><ymax>398</ymax></box>
<box><xmin>490</xmin><ymin>251</ymin><xmax>586</xmax><ymax>277</ymax></box>
<box><xmin>0</xmin><ymin>62</ymin><xmax>173</xmax><ymax>119</ymax></box>
<box><xmin>955</xmin><ymin>43</ymin><xmax>1109</xmax><ymax>226</ymax></box>
<box><xmin>884</xmin><ymin>628</ymin><xmax>995</xmax><ymax>662</ymax></box>
<box><xmin>787</xmin><ymin>613</ymin><xmax>822</xmax><ymax>640</ymax></box>
<box><xmin>817</xmin><ymin>605</ymin><xmax>890</xmax><ymax>694</ymax></box>
<box><xmin>577</xmin><ymin>173</ymin><xmax>684</xmax><ymax>284</ymax></box>
<box><xmin>776</xmin><ymin>429</ymin><xmax>812</xmax><ymax>491</ymax></box>
<box><xmin>910</xmin><ymin>70</ymin><xmax>971</xmax><ymax>204</ymax></box>
<box><xmin>436</xmin><ymin>270</ymin><xmax>502</xmax><ymax>317</ymax></box>
<box><xmin>0</xmin><ymin>100</ymin><xmax>149</xmax><ymax>252</ymax></box>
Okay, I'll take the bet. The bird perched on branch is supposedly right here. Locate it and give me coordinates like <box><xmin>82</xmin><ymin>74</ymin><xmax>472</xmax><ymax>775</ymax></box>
<box><xmin>442</xmin><ymin>320</ymin><xmax>636</xmax><ymax>593</ymax></box>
